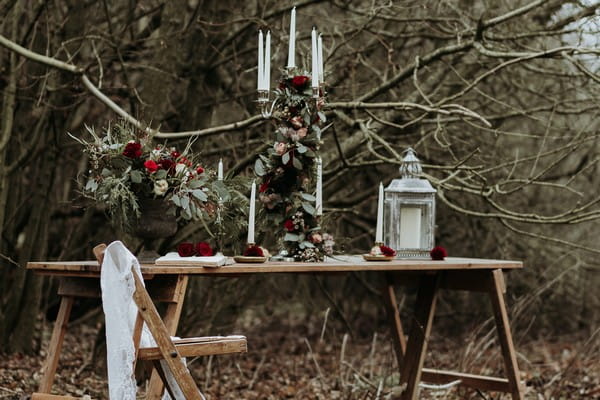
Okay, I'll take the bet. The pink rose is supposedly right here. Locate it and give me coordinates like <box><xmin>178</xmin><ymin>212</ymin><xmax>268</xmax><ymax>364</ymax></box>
<box><xmin>274</xmin><ymin>142</ymin><xmax>287</xmax><ymax>155</ymax></box>
<box><xmin>310</xmin><ymin>233</ymin><xmax>323</xmax><ymax>244</ymax></box>
<box><xmin>290</xmin><ymin>116</ymin><xmax>303</xmax><ymax>128</ymax></box>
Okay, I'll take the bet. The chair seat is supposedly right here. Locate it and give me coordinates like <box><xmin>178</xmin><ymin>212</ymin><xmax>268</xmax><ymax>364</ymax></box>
<box><xmin>138</xmin><ymin>335</ymin><xmax>247</xmax><ymax>361</ymax></box>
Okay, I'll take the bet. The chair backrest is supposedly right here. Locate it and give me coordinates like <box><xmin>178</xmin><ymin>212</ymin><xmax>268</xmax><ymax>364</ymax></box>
<box><xmin>96</xmin><ymin>242</ymin><xmax>203</xmax><ymax>400</ymax></box>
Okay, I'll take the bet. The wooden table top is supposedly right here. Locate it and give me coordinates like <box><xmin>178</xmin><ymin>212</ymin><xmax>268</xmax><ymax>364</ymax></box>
<box><xmin>27</xmin><ymin>256</ymin><xmax>522</xmax><ymax>277</ymax></box>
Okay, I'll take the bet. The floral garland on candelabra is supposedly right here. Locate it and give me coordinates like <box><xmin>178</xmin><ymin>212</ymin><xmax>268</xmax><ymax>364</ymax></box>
<box><xmin>254</xmin><ymin>73</ymin><xmax>333</xmax><ymax>261</ymax></box>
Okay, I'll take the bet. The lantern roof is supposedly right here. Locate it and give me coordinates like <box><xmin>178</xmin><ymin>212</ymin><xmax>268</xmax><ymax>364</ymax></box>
<box><xmin>385</xmin><ymin>147</ymin><xmax>436</xmax><ymax>193</ymax></box>
<box><xmin>385</xmin><ymin>178</ymin><xmax>436</xmax><ymax>193</ymax></box>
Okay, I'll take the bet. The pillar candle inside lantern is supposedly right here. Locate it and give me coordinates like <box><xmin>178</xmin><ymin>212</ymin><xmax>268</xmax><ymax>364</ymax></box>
<box><xmin>399</xmin><ymin>207</ymin><xmax>421</xmax><ymax>248</ymax></box>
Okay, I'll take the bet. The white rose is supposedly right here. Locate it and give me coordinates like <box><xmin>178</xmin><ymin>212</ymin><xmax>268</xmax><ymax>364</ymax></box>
<box><xmin>153</xmin><ymin>179</ymin><xmax>169</xmax><ymax>196</ymax></box>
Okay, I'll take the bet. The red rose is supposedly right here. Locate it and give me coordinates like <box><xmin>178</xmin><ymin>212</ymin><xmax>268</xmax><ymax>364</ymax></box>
<box><xmin>243</xmin><ymin>245</ymin><xmax>264</xmax><ymax>257</ymax></box>
<box><xmin>177</xmin><ymin>242</ymin><xmax>196</xmax><ymax>257</ymax></box>
<box><xmin>259</xmin><ymin>182</ymin><xmax>269</xmax><ymax>193</ymax></box>
<box><xmin>291</xmin><ymin>75</ymin><xmax>309</xmax><ymax>90</ymax></box>
<box><xmin>196</xmin><ymin>241</ymin><xmax>214</xmax><ymax>257</ymax></box>
<box><xmin>123</xmin><ymin>142</ymin><xmax>142</xmax><ymax>158</ymax></box>
<box><xmin>158</xmin><ymin>159</ymin><xmax>175</xmax><ymax>171</ymax></box>
<box><xmin>380</xmin><ymin>245</ymin><xmax>397</xmax><ymax>257</ymax></box>
<box><xmin>430</xmin><ymin>246</ymin><xmax>447</xmax><ymax>261</ymax></box>
<box><xmin>171</xmin><ymin>151</ymin><xmax>181</xmax><ymax>159</ymax></box>
<box><xmin>284</xmin><ymin>219</ymin><xmax>295</xmax><ymax>232</ymax></box>
<box><xmin>144</xmin><ymin>160</ymin><xmax>158</xmax><ymax>173</ymax></box>
<box><xmin>196</xmin><ymin>166</ymin><xmax>204</xmax><ymax>174</ymax></box>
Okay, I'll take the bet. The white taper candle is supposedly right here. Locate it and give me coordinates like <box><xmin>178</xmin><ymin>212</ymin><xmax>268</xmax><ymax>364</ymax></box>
<box><xmin>375</xmin><ymin>182</ymin><xmax>384</xmax><ymax>243</ymax></box>
<box><xmin>265</xmin><ymin>31</ymin><xmax>271</xmax><ymax>92</ymax></box>
<box><xmin>218</xmin><ymin>159</ymin><xmax>223</xmax><ymax>181</ymax></box>
<box><xmin>311</xmin><ymin>27</ymin><xmax>318</xmax><ymax>89</ymax></box>
<box><xmin>317</xmin><ymin>33</ymin><xmax>324</xmax><ymax>83</ymax></box>
<box><xmin>258</xmin><ymin>30</ymin><xmax>264</xmax><ymax>90</ymax></box>
<box><xmin>287</xmin><ymin>7</ymin><xmax>296</xmax><ymax>69</ymax></box>
<box><xmin>316</xmin><ymin>157</ymin><xmax>323</xmax><ymax>216</ymax></box>
<box><xmin>248</xmin><ymin>180</ymin><xmax>256</xmax><ymax>243</ymax></box>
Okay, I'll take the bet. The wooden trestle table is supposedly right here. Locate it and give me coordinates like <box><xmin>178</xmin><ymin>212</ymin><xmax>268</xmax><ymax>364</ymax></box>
<box><xmin>27</xmin><ymin>256</ymin><xmax>524</xmax><ymax>400</ymax></box>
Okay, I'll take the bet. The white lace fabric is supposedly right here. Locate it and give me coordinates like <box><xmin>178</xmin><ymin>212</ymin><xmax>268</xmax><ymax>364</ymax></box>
<box><xmin>100</xmin><ymin>241</ymin><xmax>201</xmax><ymax>400</ymax></box>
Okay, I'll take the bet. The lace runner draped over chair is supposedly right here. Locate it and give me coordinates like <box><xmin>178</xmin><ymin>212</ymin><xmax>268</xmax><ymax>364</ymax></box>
<box><xmin>96</xmin><ymin>241</ymin><xmax>247</xmax><ymax>400</ymax></box>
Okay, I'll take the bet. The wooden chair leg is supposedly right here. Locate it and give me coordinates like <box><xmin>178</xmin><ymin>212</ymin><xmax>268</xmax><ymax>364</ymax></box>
<box><xmin>399</xmin><ymin>273</ymin><xmax>440</xmax><ymax>400</ymax></box>
<box><xmin>38</xmin><ymin>295</ymin><xmax>74</xmax><ymax>393</ymax></box>
<box><xmin>143</xmin><ymin>275</ymin><xmax>190</xmax><ymax>400</ymax></box>
<box><xmin>489</xmin><ymin>269</ymin><xmax>524</xmax><ymax>400</ymax></box>
<box><xmin>382</xmin><ymin>274</ymin><xmax>406</xmax><ymax>368</ymax></box>
<box><xmin>152</xmin><ymin>360</ymin><xmax>178</xmax><ymax>399</ymax></box>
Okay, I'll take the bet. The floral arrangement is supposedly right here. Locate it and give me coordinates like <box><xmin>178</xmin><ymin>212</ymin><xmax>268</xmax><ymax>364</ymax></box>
<box><xmin>254</xmin><ymin>73</ymin><xmax>333</xmax><ymax>261</ymax></box>
<box><xmin>72</xmin><ymin>120</ymin><xmax>227</xmax><ymax>231</ymax></box>
<box><xmin>369</xmin><ymin>245</ymin><xmax>397</xmax><ymax>257</ymax></box>
<box><xmin>177</xmin><ymin>241</ymin><xmax>214</xmax><ymax>257</ymax></box>
<box><xmin>430</xmin><ymin>246</ymin><xmax>447</xmax><ymax>260</ymax></box>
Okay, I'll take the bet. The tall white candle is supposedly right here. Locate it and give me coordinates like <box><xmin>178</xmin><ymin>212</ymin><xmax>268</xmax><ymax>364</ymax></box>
<box><xmin>248</xmin><ymin>180</ymin><xmax>256</xmax><ymax>243</ymax></box>
<box><xmin>287</xmin><ymin>7</ymin><xmax>296</xmax><ymax>69</ymax></box>
<box><xmin>218</xmin><ymin>159</ymin><xmax>223</xmax><ymax>181</ymax></box>
<box><xmin>399</xmin><ymin>207</ymin><xmax>421</xmax><ymax>248</ymax></box>
<box><xmin>258</xmin><ymin>30</ymin><xmax>264</xmax><ymax>90</ymax></box>
<box><xmin>265</xmin><ymin>31</ymin><xmax>271</xmax><ymax>92</ymax></box>
<box><xmin>375</xmin><ymin>182</ymin><xmax>384</xmax><ymax>243</ymax></box>
<box><xmin>317</xmin><ymin>33</ymin><xmax>324</xmax><ymax>84</ymax></box>
<box><xmin>316</xmin><ymin>158</ymin><xmax>323</xmax><ymax>215</ymax></box>
<box><xmin>311</xmin><ymin>27</ymin><xmax>318</xmax><ymax>89</ymax></box>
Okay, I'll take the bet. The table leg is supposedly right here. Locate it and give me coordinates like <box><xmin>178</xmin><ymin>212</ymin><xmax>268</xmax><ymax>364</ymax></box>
<box><xmin>146</xmin><ymin>275</ymin><xmax>189</xmax><ymax>400</ymax></box>
<box><xmin>382</xmin><ymin>275</ymin><xmax>406</xmax><ymax>368</ymax></box>
<box><xmin>399</xmin><ymin>273</ymin><xmax>439</xmax><ymax>400</ymax></box>
<box><xmin>38</xmin><ymin>295</ymin><xmax>74</xmax><ymax>393</ymax></box>
<box><xmin>489</xmin><ymin>269</ymin><xmax>524</xmax><ymax>400</ymax></box>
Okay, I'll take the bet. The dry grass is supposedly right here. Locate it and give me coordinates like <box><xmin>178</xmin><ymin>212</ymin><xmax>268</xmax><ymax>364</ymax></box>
<box><xmin>1</xmin><ymin>309</ymin><xmax>598</xmax><ymax>399</ymax></box>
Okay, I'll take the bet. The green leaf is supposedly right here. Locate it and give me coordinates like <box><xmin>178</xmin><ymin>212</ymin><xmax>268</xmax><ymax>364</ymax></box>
<box><xmin>101</xmin><ymin>168</ymin><xmax>112</xmax><ymax>177</ymax></box>
<box><xmin>297</xmin><ymin>144</ymin><xmax>307</xmax><ymax>153</ymax></box>
<box><xmin>304</xmin><ymin>148</ymin><xmax>316</xmax><ymax>158</ymax></box>
<box><xmin>189</xmin><ymin>179</ymin><xmax>204</xmax><ymax>189</ymax></box>
<box><xmin>284</xmin><ymin>233</ymin><xmax>300</xmax><ymax>242</ymax></box>
<box><xmin>155</xmin><ymin>170</ymin><xmax>167</xmax><ymax>179</ymax></box>
<box><xmin>191</xmin><ymin>189</ymin><xmax>208</xmax><ymax>202</ymax></box>
<box><xmin>181</xmin><ymin>195</ymin><xmax>190</xmax><ymax>210</ymax></box>
<box><xmin>212</xmin><ymin>181</ymin><xmax>229</xmax><ymax>201</ymax></box>
<box><xmin>255</xmin><ymin>159</ymin><xmax>265</xmax><ymax>176</ymax></box>
<box><xmin>301</xmin><ymin>193</ymin><xmax>316</xmax><ymax>201</ymax></box>
<box><xmin>85</xmin><ymin>179</ymin><xmax>98</xmax><ymax>192</ymax></box>
<box><xmin>317</xmin><ymin>111</ymin><xmax>327</xmax><ymax>123</ymax></box>
<box><xmin>301</xmin><ymin>241</ymin><xmax>315</xmax><ymax>248</ymax></box>
<box><xmin>130</xmin><ymin>170</ymin><xmax>143</xmax><ymax>184</ymax></box>
<box><xmin>292</xmin><ymin>157</ymin><xmax>303</xmax><ymax>170</ymax></box>
<box><xmin>302</xmin><ymin>202</ymin><xmax>316</xmax><ymax>215</ymax></box>
<box><xmin>171</xmin><ymin>194</ymin><xmax>181</xmax><ymax>207</ymax></box>
<box><xmin>282</xmin><ymin>152</ymin><xmax>290</xmax><ymax>165</ymax></box>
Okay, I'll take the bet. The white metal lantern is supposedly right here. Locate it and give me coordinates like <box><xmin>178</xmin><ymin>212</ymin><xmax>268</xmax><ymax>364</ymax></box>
<box><xmin>384</xmin><ymin>148</ymin><xmax>436</xmax><ymax>258</ymax></box>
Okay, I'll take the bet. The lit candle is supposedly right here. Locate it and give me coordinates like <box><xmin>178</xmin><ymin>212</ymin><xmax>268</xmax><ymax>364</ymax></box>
<box><xmin>317</xmin><ymin>33</ymin><xmax>324</xmax><ymax>84</ymax></box>
<box><xmin>311</xmin><ymin>27</ymin><xmax>318</xmax><ymax>89</ymax></box>
<box><xmin>316</xmin><ymin>158</ymin><xmax>323</xmax><ymax>215</ymax></box>
<box><xmin>248</xmin><ymin>180</ymin><xmax>256</xmax><ymax>244</ymax></box>
<box><xmin>399</xmin><ymin>207</ymin><xmax>422</xmax><ymax>248</ymax></box>
<box><xmin>258</xmin><ymin>30</ymin><xmax>264</xmax><ymax>90</ymax></box>
<box><xmin>375</xmin><ymin>182</ymin><xmax>384</xmax><ymax>243</ymax></box>
<box><xmin>287</xmin><ymin>7</ymin><xmax>296</xmax><ymax>69</ymax></box>
<box><xmin>265</xmin><ymin>31</ymin><xmax>271</xmax><ymax>92</ymax></box>
<box><xmin>218</xmin><ymin>159</ymin><xmax>223</xmax><ymax>181</ymax></box>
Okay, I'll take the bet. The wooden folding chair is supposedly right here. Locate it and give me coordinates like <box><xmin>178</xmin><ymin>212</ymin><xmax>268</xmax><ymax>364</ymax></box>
<box><xmin>94</xmin><ymin>244</ymin><xmax>247</xmax><ymax>399</ymax></box>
